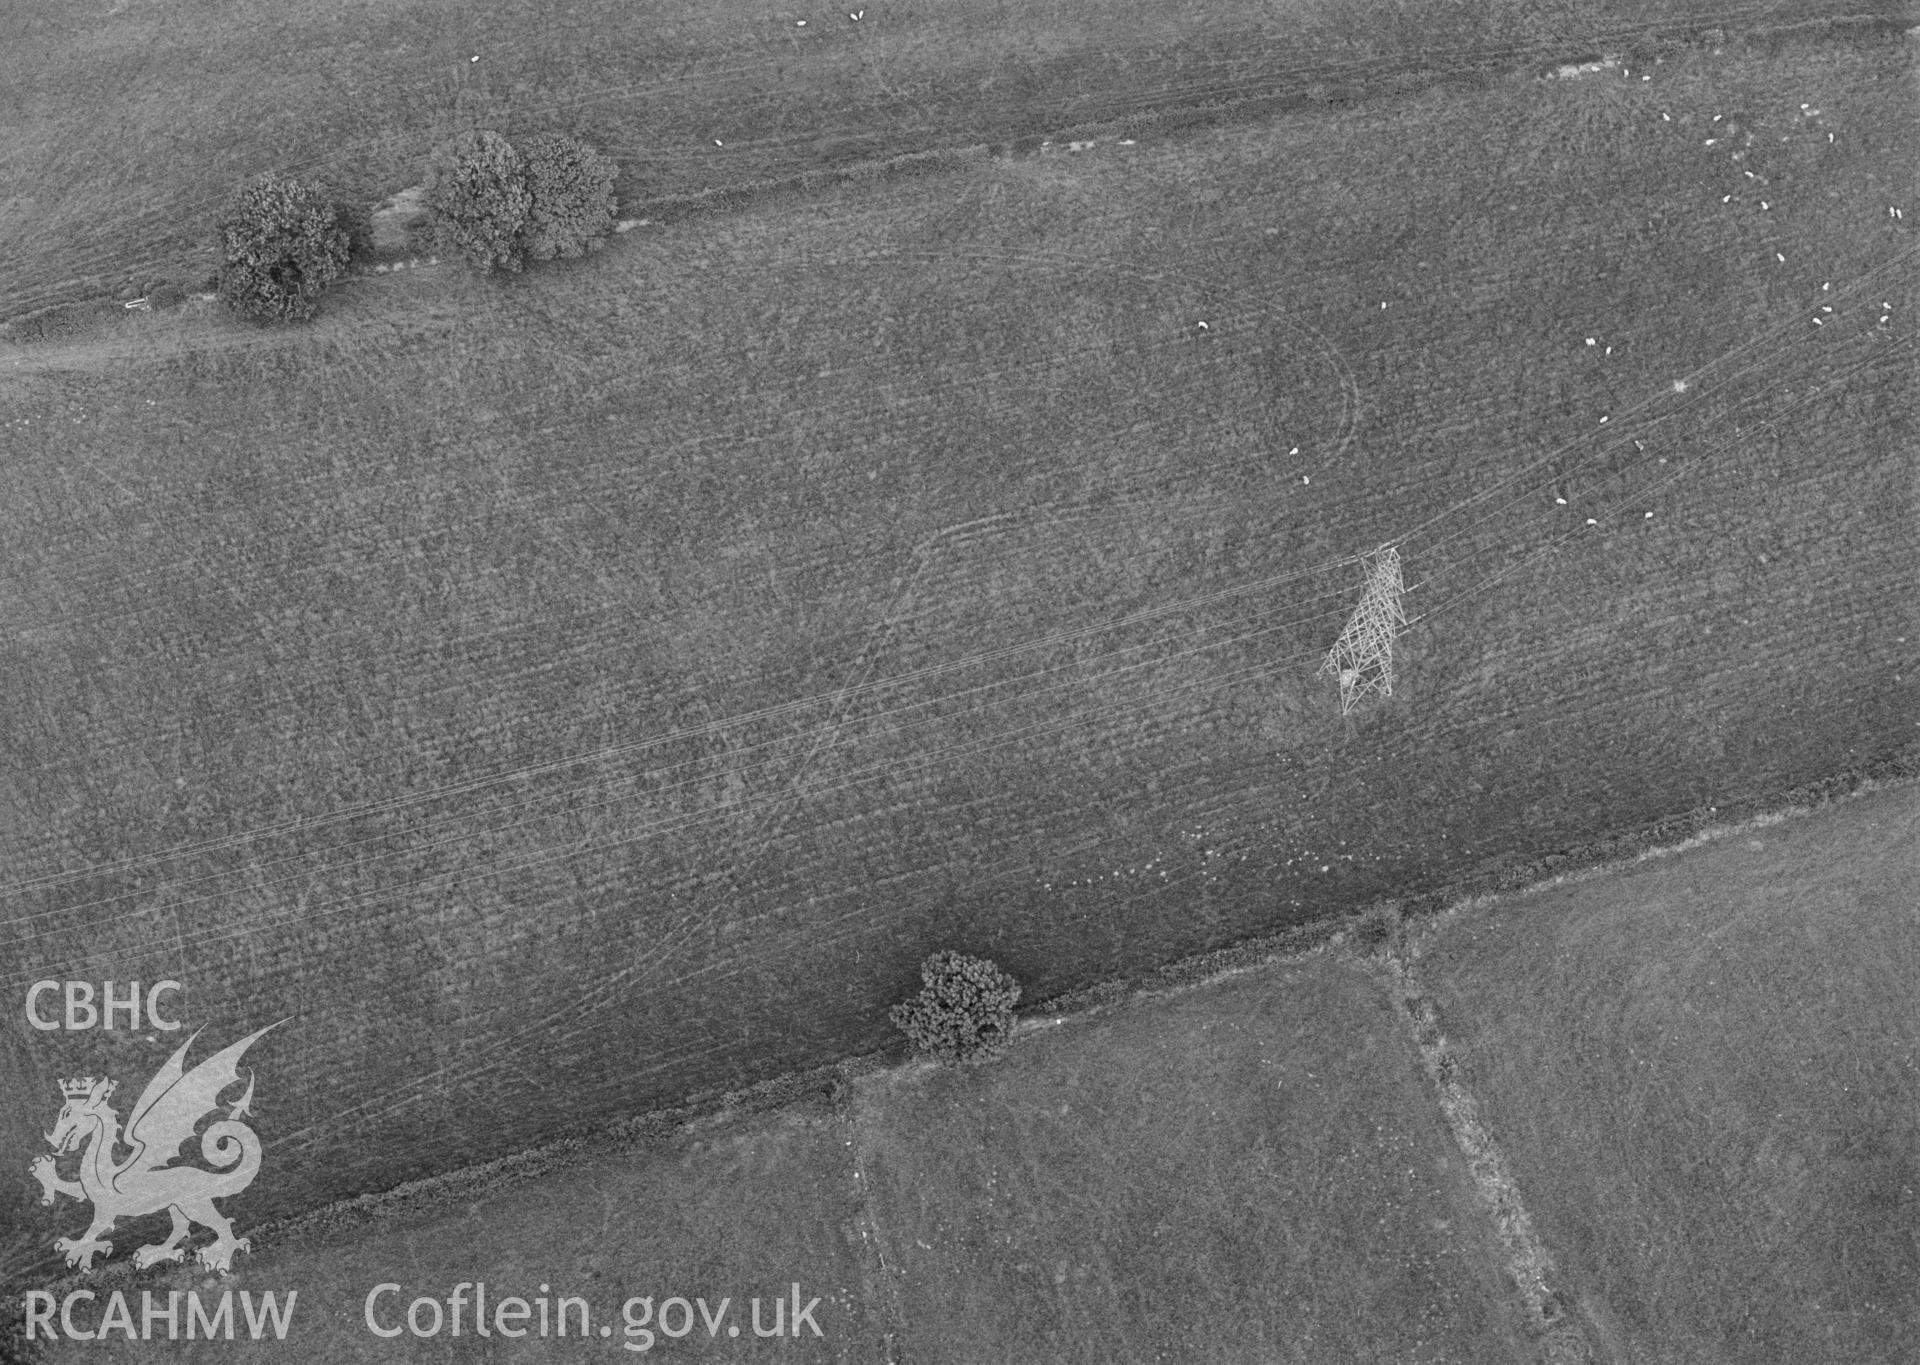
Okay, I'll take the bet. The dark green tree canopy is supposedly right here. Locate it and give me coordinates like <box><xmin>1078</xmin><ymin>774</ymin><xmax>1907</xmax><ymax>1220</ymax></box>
<box><xmin>889</xmin><ymin>951</ymin><xmax>1022</xmax><ymax>1066</ymax></box>
<box><xmin>213</xmin><ymin>173</ymin><xmax>353</xmax><ymax>322</ymax></box>
<box><xmin>426</xmin><ymin>130</ymin><xmax>534</xmax><ymax>273</ymax></box>
<box><xmin>519</xmin><ymin>132</ymin><xmax>619</xmax><ymax>261</ymax></box>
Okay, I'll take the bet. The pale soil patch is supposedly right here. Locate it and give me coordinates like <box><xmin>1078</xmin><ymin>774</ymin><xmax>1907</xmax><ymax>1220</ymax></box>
<box><xmin>366</xmin><ymin>183</ymin><xmax>429</xmax><ymax>254</ymax></box>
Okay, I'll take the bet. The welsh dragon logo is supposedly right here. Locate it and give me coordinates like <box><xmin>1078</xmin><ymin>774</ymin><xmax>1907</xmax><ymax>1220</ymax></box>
<box><xmin>29</xmin><ymin>1022</ymin><xmax>283</xmax><ymax>1274</ymax></box>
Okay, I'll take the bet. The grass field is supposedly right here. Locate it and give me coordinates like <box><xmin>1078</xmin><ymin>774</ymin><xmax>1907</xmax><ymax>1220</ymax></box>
<box><xmin>30</xmin><ymin>1103</ymin><xmax>882</xmax><ymax>1362</ymax></box>
<box><xmin>1419</xmin><ymin>780</ymin><xmax>1920</xmax><ymax>1362</ymax></box>
<box><xmin>4</xmin><ymin>25</ymin><xmax>1915</xmax><ymax>1264</ymax></box>
<box><xmin>0</xmin><ymin>0</ymin><xmax>1882</xmax><ymax>320</ymax></box>
<box><xmin>22</xmin><ymin>951</ymin><xmax>1531</xmax><ymax>1364</ymax></box>
<box><xmin>854</xmin><ymin>962</ymin><xmax>1531</xmax><ymax>1363</ymax></box>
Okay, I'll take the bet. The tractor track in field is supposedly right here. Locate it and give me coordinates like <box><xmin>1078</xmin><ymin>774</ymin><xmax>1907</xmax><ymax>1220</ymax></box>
<box><xmin>486</xmin><ymin>238</ymin><xmax>1364</xmax><ymax>1009</ymax></box>
<box><xmin>0</xmin><ymin>206</ymin><xmax>1379</xmax><ymax>1175</ymax></box>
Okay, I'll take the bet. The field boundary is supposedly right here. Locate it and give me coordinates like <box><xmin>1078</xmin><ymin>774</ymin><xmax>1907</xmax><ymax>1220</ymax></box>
<box><xmin>1380</xmin><ymin>946</ymin><xmax>1597</xmax><ymax>1364</ymax></box>
<box><xmin>839</xmin><ymin>1093</ymin><xmax>909</xmax><ymax>1365</ymax></box>
<box><xmin>174</xmin><ymin>751</ymin><xmax>1917</xmax><ymax>1263</ymax></box>
<box><xmin>613</xmin><ymin>10</ymin><xmax>1910</xmax><ymax>230</ymax></box>
<box><xmin>6</xmin><ymin>760</ymin><xmax>1912</xmax><ymax>1347</ymax></box>
<box><xmin>4</xmin><ymin>11</ymin><xmax>1911</xmax><ymax>334</ymax></box>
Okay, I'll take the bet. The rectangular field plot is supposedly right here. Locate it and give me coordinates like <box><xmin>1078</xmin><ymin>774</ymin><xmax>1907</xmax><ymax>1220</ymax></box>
<box><xmin>1418</xmin><ymin>784</ymin><xmax>1920</xmax><ymax>1363</ymax></box>
<box><xmin>854</xmin><ymin>959</ymin><xmax>1531</xmax><ymax>1363</ymax></box>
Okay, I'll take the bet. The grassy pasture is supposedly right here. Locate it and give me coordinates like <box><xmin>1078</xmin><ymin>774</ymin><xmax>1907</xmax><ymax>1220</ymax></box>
<box><xmin>40</xmin><ymin>1107</ymin><xmax>882</xmax><ymax>1362</ymax></box>
<box><xmin>855</xmin><ymin>960</ymin><xmax>1530</xmax><ymax>1363</ymax></box>
<box><xmin>22</xmin><ymin>955</ymin><xmax>1526</xmax><ymax>1364</ymax></box>
<box><xmin>23</xmin><ymin>787</ymin><xmax>1912</xmax><ymax>1362</ymax></box>
<box><xmin>0</xmin><ymin>0</ymin><xmax>1872</xmax><ymax>319</ymax></box>
<box><xmin>3</xmin><ymin>36</ymin><xmax>1915</xmax><ymax>1265</ymax></box>
<box><xmin>1418</xmin><ymin>781</ymin><xmax>1920</xmax><ymax>1363</ymax></box>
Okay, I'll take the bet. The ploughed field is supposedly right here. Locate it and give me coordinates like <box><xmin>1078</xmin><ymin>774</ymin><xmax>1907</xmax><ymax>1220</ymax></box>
<box><xmin>2</xmin><ymin>27</ymin><xmax>1915</xmax><ymax>1257</ymax></box>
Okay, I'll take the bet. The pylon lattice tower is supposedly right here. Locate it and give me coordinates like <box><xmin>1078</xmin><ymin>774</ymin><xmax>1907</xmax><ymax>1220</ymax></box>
<box><xmin>1320</xmin><ymin>545</ymin><xmax>1408</xmax><ymax>716</ymax></box>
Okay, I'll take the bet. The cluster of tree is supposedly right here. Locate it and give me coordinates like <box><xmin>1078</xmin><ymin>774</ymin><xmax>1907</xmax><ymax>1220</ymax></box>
<box><xmin>424</xmin><ymin>129</ymin><xmax>619</xmax><ymax>273</ymax></box>
<box><xmin>214</xmin><ymin>129</ymin><xmax>618</xmax><ymax>322</ymax></box>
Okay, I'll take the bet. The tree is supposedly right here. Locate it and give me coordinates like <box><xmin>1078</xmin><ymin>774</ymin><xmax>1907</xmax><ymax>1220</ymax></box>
<box><xmin>425</xmin><ymin>130</ymin><xmax>533</xmax><ymax>273</ymax></box>
<box><xmin>889</xmin><ymin>951</ymin><xmax>1021</xmax><ymax>1066</ymax></box>
<box><xmin>213</xmin><ymin>173</ymin><xmax>353</xmax><ymax>321</ymax></box>
<box><xmin>519</xmin><ymin>132</ymin><xmax>619</xmax><ymax>261</ymax></box>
